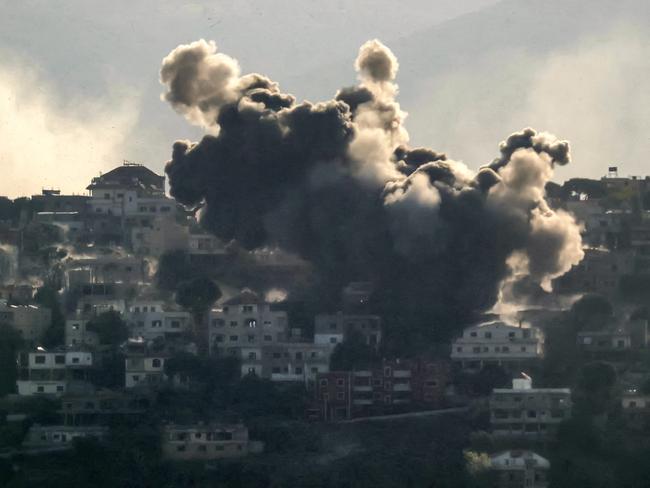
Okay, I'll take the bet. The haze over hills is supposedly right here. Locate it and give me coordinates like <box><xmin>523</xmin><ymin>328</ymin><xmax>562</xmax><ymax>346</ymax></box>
<box><xmin>0</xmin><ymin>0</ymin><xmax>648</xmax><ymax>196</ymax></box>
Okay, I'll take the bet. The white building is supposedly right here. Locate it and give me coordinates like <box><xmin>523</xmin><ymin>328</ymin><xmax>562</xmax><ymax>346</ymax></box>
<box><xmin>490</xmin><ymin>377</ymin><xmax>572</xmax><ymax>439</ymax></box>
<box><xmin>490</xmin><ymin>450</ymin><xmax>550</xmax><ymax>488</ymax></box>
<box><xmin>208</xmin><ymin>289</ymin><xmax>288</xmax><ymax>355</ymax></box>
<box><xmin>126</xmin><ymin>300</ymin><xmax>192</xmax><ymax>341</ymax></box>
<box><xmin>451</xmin><ymin>321</ymin><xmax>544</xmax><ymax>370</ymax></box>
<box><xmin>16</xmin><ymin>349</ymin><xmax>94</xmax><ymax>396</ymax></box>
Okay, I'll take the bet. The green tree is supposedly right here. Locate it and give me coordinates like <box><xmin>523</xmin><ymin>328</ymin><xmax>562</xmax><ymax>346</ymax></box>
<box><xmin>575</xmin><ymin>361</ymin><xmax>617</xmax><ymax>415</ymax></box>
<box><xmin>0</xmin><ymin>324</ymin><xmax>23</xmax><ymax>396</ymax></box>
<box><xmin>155</xmin><ymin>250</ymin><xmax>194</xmax><ymax>291</ymax></box>
<box><xmin>86</xmin><ymin>311</ymin><xmax>129</xmax><ymax>348</ymax></box>
<box><xmin>176</xmin><ymin>277</ymin><xmax>221</xmax><ymax>354</ymax></box>
<box><xmin>34</xmin><ymin>285</ymin><xmax>66</xmax><ymax>347</ymax></box>
<box><xmin>571</xmin><ymin>294</ymin><xmax>613</xmax><ymax>331</ymax></box>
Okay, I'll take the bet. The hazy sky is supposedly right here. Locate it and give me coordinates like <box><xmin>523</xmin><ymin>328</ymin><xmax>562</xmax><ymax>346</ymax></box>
<box><xmin>0</xmin><ymin>0</ymin><xmax>648</xmax><ymax>197</ymax></box>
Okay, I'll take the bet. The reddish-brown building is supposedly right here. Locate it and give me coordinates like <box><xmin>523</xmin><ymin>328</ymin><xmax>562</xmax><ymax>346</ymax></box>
<box><xmin>309</xmin><ymin>359</ymin><xmax>450</xmax><ymax>421</ymax></box>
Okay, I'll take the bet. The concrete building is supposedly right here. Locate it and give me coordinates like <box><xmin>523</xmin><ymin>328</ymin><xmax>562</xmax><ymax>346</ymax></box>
<box><xmin>59</xmin><ymin>389</ymin><xmax>152</xmax><ymax>426</ymax></box>
<box><xmin>16</xmin><ymin>348</ymin><xmax>94</xmax><ymax>396</ymax></box>
<box><xmin>22</xmin><ymin>424</ymin><xmax>107</xmax><ymax>448</ymax></box>
<box><xmin>314</xmin><ymin>312</ymin><xmax>382</xmax><ymax>349</ymax></box>
<box><xmin>209</xmin><ymin>289</ymin><xmax>289</xmax><ymax>355</ymax></box>
<box><xmin>489</xmin><ymin>450</ymin><xmax>550</xmax><ymax>488</ymax></box>
<box><xmin>490</xmin><ymin>377</ymin><xmax>571</xmax><ymax>439</ymax></box>
<box><xmin>621</xmin><ymin>391</ymin><xmax>650</xmax><ymax>430</ymax></box>
<box><xmin>237</xmin><ymin>341</ymin><xmax>331</xmax><ymax>382</ymax></box>
<box><xmin>123</xmin><ymin>338</ymin><xmax>170</xmax><ymax>389</ymax></box>
<box><xmin>451</xmin><ymin>321</ymin><xmax>544</xmax><ymax>371</ymax></box>
<box><xmin>310</xmin><ymin>359</ymin><xmax>451</xmax><ymax>421</ymax></box>
<box><xmin>0</xmin><ymin>303</ymin><xmax>51</xmax><ymax>344</ymax></box>
<box><xmin>577</xmin><ymin>329</ymin><xmax>632</xmax><ymax>354</ymax></box>
<box><xmin>555</xmin><ymin>247</ymin><xmax>634</xmax><ymax>296</ymax></box>
<box><xmin>0</xmin><ymin>284</ymin><xmax>35</xmax><ymax>304</ymax></box>
<box><xmin>188</xmin><ymin>232</ymin><xmax>228</xmax><ymax>267</ymax></box>
<box><xmin>131</xmin><ymin>217</ymin><xmax>189</xmax><ymax>257</ymax></box>
<box><xmin>126</xmin><ymin>300</ymin><xmax>192</xmax><ymax>341</ymax></box>
<box><xmin>161</xmin><ymin>423</ymin><xmax>262</xmax><ymax>460</ymax></box>
<box><xmin>65</xmin><ymin>316</ymin><xmax>98</xmax><ymax>348</ymax></box>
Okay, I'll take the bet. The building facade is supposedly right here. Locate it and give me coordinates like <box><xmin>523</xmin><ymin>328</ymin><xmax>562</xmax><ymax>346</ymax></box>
<box><xmin>16</xmin><ymin>348</ymin><xmax>94</xmax><ymax>396</ymax></box>
<box><xmin>161</xmin><ymin>423</ymin><xmax>260</xmax><ymax>460</ymax></box>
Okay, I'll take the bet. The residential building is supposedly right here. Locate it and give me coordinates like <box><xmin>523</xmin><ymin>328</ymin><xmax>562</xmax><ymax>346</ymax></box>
<box><xmin>0</xmin><ymin>303</ymin><xmax>51</xmax><ymax>344</ymax></box>
<box><xmin>126</xmin><ymin>300</ymin><xmax>192</xmax><ymax>341</ymax></box>
<box><xmin>577</xmin><ymin>329</ymin><xmax>631</xmax><ymax>353</ymax></box>
<box><xmin>310</xmin><ymin>359</ymin><xmax>451</xmax><ymax>421</ymax></box>
<box><xmin>451</xmin><ymin>321</ymin><xmax>544</xmax><ymax>371</ymax></box>
<box><xmin>238</xmin><ymin>342</ymin><xmax>331</xmax><ymax>382</ymax></box>
<box><xmin>209</xmin><ymin>289</ymin><xmax>288</xmax><ymax>355</ymax></box>
<box><xmin>555</xmin><ymin>247</ymin><xmax>634</xmax><ymax>295</ymax></box>
<box><xmin>188</xmin><ymin>232</ymin><xmax>228</xmax><ymax>267</ymax></box>
<box><xmin>341</xmin><ymin>281</ymin><xmax>374</xmax><ymax>312</ymax></box>
<box><xmin>65</xmin><ymin>316</ymin><xmax>98</xmax><ymax>348</ymax></box>
<box><xmin>489</xmin><ymin>450</ymin><xmax>550</xmax><ymax>488</ymax></box>
<box><xmin>22</xmin><ymin>424</ymin><xmax>107</xmax><ymax>448</ymax></box>
<box><xmin>621</xmin><ymin>391</ymin><xmax>650</xmax><ymax>430</ymax></box>
<box><xmin>59</xmin><ymin>389</ymin><xmax>152</xmax><ymax>426</ymax></box>
<box><xmin>123</xmin><ymin>338</ymin><xmax>170</xmax><ymax>389</ymax></box>
<box><xmin>490</xmin><ymin>377</ymin><xmax>572</xmax><ymax>439</ymax></box>
<box><xmin>131</xmin><ymin>217</ymin><xmax>189</xmax><ymax>257</ymax></box>
<box><xmin>161</xmin><ymin>423</ymin><xmax>262</xmax><ymax>460</ymax></box>
<box><xmin>16</xmin><ymin>348</ymin><xmax>94</xmax><ymax>396</ymax></box>
<box><xmin>314</xmin><ymin>312</ymin><xmax>382</xmax><ymax>349</ymax></box>
<box><xmin>0</xmin><ymin>284</ymin><xmax>36</xmax><ymax>303</ymax></box>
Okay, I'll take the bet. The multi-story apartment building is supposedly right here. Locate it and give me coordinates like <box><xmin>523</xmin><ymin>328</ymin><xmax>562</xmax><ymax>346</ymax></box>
<box><xmin>313</xmin><ymin>312</ymin><xmax>382</xmax><ymax>349</ymax></box>
<box><xmin>310</xmin><ymin>359</ymin><xmax>451</xmax><ymax>421</ymax></box>
<box><xmin>0</xmin><ymin>303</ymin><xmax>51</xmax><ymax>345</ymax></box>
<box><xmin>16</xmin><ymin>348</ymin><xmax>94</xmax><ymax>396</ymax></box>
<box><xmin>65</xmin><ymin>316</ymin><xmax>98</xmax><ymax>348</ymax></box>
<box><xmin>22</xmin><ymin>424</ymin><xmax>107</xmax><ymax>448</ymax></box>
<box><xmin>161</xmin><ymin>423</ymin><xmax>261</xmax><ymax>460</ymax></box>
<box><xmin>489</xmin><ymin>450</ymin><xmax>550</xmax><ymax>488</ymax></box>
<box><xmin>123</xmin><ymin>338</ymin><xmax>171</xmax><ymax>389</ymax></box>
<box><xmin>621</xmin><ymin>391</ymin><xmax>650</xmax><ymax>430</ymax></box>
<box><xmin>490</xmin><ymin>377</ymin><xmax>571</xmax><ymax>439</ymax></box>
<box><xmin>577</xmin><ymin>329</ymin><xmax>632</xmax><ymax>353</ymax></box>
<box><xmin>59</xmin><ymin>390</ymin><xmax>152</xmax><ymax>426</ymax></box>
<box><xmin>125</xmin><ymin>300</ymin><xmax>192</xmax><ymax>341</ymax></box>
<box><xmin>131</xmin><ymin>217</ymin><xmax>189</xmax><ymax>257</ymax></box>
<box><xmin>208</xmin><ymin>290</ymin><xmax>289</xmax><ymax>355</ymax></box>
<box><xmin>451</xmin><ymin>321</ymin><xmax>544</xmax><ymax>371</ymax></box>
<box><xmin>238</xmin><ymin>341</ymin><xmax>331</xmax><ymax>382</ymax></box>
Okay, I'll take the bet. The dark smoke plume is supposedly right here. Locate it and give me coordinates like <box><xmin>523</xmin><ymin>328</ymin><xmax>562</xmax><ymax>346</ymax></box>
<box><xmin>161</xmin><ymin>39</ymin><xmax>583</xmax><ymax>343</ymax></box>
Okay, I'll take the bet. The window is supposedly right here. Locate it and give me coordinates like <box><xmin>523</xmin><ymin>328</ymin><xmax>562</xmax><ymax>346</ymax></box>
<box><xmin>470</xmin><ymin>331</ymin><xmax>477</xmax><ymax>337</ymax></box>
<box><xmin>484</xmin><ymin>332</ymin><xmax>492</xmax><ymax>338</ymax></box>
<box><xmin>248</xmin><ymin>335</ymin><xmax>255</xmax><ymax>343</ymax></box>
<box><xmin>132</xmin><ymin>375</ymin><xmax>140</xmax><ymax>382</ymax></box>
<box><xmin>104</xmin><ymin>193</ymin><xmax>111</xmax><ymax>199</ymax></box>
<box><xmin>72</xmin><ymin>324</ymin><xmax>80</xmax><ymax>330</ymax></box>
<box><xmin>337</xmin><ymin>378</ymin><xmax>345</xmax><ymax>387</ymax></box>
<box><xmin>527</xmin><ymin>410</ymin><xmax>537</xmax><ymax>418</ymax></box>
<box><xmin>176</xmin><ymin>445</ymin><xmax>186</xmax><ymax>452</ymax></box>
<box><xmin>329</xmin><ymin>337</ymin><xmax>337</xmax><ymax>344</ymax></box>
<box><xmin>56</xmin><ymin>385</ymin><xmax>64</xmax><ymax>392</ymax></box>
<box><xmin>320</xmin><ymin>379</ymin><xmax>329</xmax><ymax>387</ymax></box>
<box><xmin>171</xmin><ymin>321</ymin><xmax>180</xmax><ymax>329</ymax></box>
<box><xmin>230</xmin><ymin>321</ymin><xmax>238</xmax><ymax>327</ymax></box>
<box><xmin>152</xmin><ymin>358</ymin><xmax>162</xmax><ymax>368</ymax></box>
<box><xmin>473</xmin><ymin>346</ymin><xmax>481</xmax><ymax>353</ymax></box>
<box><xmin>329</xmin><ymin>322</ymin><xmax>337</xmax><ymax>330</ymax></box>
<box><xmin>37</xmin><ymin>386</ymin><xmax>45</xmax><ymax>392</ymax></box>
<box><xmin>35</xmin><ymin>355</ymin><xmax>46</xmax><ymax>364</ymax></box>
<box><xmin>243</xmin><ymin>305</ymin><xmax>254</xmax><ymax>313</ymax></box>
<box><xmin>213</xmin><ymin>319</ymin><xmax>225</xmax><ymax>327</ymax></box>
<box><xmin>456</xmin><ymin>347</ymin><xmax>462</xmax><ymax>352</ymax></box>
<box><xmin>336</xmin><ymin>392</ymin><xmax>345</xmax><ymax>400</ymax></box>
<box><xmin>502</xmin><ymin>346</ymin><xmax>509</xmax><ymax>353</ymax></box>
<box><xmin>521</xmin><ymin>346</ymin><xmax>527</xmax><ymax>352</ymax></box>
<box><xmin>508</xmin><ymin>332</ymin><xmax>516</xmax><ymax>338</ymax></box>
<box><xmin>264</xmin><ymin>335</ymin><xmax>273</xmax><ymax>341</ymax></box>
<box><xmin>246</xmin><ymin>318</ymin><xmax>257</xmax><ymax>328</ymax></box>
<box><xmin>72</xmin><ymin>357</ymin><xmax>80</xmax><ymax>364</ymax></box>
<box><xmin>248</xmin><ymin>352</ymin><xmax>257</xmax><ymax>360</ymax></box>
<box><xmin>215</xmin><ymin>445</ymin><xmax>225</xmax><ymax>451</ymax></box>
<box><xmin>152</xmin><ymin>320</ymin><xmax>162</xmax><ymax>328</ymax></box>
<box><xmin>230</xmin><ymin>335</ymin><xmax>238</xmax><ymax>342</ymax></box>
<box><xmin>295</xmin><ymin>367</ymin><xmax>303</xmax><ymax>374</ymax></box>
<box><xmin>215</xmin><ymin>335</ymin><xmax>224</xmax><ymax>343</ymax></box>
<box><xmin>248</xmin><ymin>367</ymin><xmax>256</xmax><ymax>374</ymax></box>
<box><xmin>295</xmin><ymin>352</ymin><xmax>303</xmax><ymax>360</ymax></box>
<box><xmin>55</xmin><ymin>355</ymin><xmax>65</xmax><ymax>364</ymax></box>
<box><xmin>272</xmin><ymin>352</ymin><xmax>281</xmax><ymax>359</ymax></box>
<box><xmin>272</xmin><ymin>367</ymin><xmax>281</xmax><ymax>373</ymax></box>
<box><xmin>198</xmin><ymin>445</ymin><xmax>207</xmax><ymax>452</ymax></box>
<box><xmin>311</xmin><ymin>367</ymin><xmax>319</xmax><ymax>373</ymax></box>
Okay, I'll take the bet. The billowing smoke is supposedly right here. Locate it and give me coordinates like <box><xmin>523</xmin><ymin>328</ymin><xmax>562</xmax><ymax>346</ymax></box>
<box><xmin>160</xmin><ymin>39</ymin><xmax>583</xmax><ymax>342</ymax></box>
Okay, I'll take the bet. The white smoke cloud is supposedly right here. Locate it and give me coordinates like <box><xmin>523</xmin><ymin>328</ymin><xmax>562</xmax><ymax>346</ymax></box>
<box><xmin>0</xmin><ymin>58</ymin><xmax>140</xmax><ymax>198</ymax></box>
